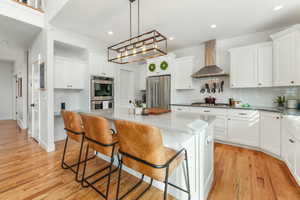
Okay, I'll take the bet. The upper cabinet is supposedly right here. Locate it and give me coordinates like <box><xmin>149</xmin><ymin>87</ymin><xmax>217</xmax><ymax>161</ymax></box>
<box><xmin>89</xmin><ymin>53</ymin><xmax>114</xmax><ymax>78</ymax></box>
<box><xmin>271</xmin><ymin>26</ymin><xmax>300</xmax><ymax>87</ymax></box>
<box><xmin>229</xmin><ymin>42</ymin><xmax>272</xmax><ymax>88</ymax></box>
<box><xmin>54</xmin><ymin>56</ymin><xmax>86</xmax><ymax>89</ymax></box>
<box><xmin>174</xmin><ymin>56</ymin><xmax>195</xmax><ymax>90</ymax></box>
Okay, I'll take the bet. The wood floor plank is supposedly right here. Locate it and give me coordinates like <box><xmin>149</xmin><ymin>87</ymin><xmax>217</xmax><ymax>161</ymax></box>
<box><xmin>1</xmin><ymin>120</ymin><xmax>300</xmax><ymax>200</ymax></box>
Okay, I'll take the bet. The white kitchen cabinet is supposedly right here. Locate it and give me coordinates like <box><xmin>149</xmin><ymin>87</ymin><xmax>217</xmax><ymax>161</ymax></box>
<box><xmin>171</xmin><ymin>106</ymin><xmax>191</xmax><ymax>112</ymax></box>
<box><xmin>229</xmin><ymin>42</ymin><xmax>272</xmax><ymax>88</ymax></box>
<box><xmin>260</xmin><ymin>111</ymin><xmax>281</xmax><ymax>156</ymax></box>
<box><xmin>271</xmin><ymin>25</ymin><xmax>300</xmax><ymax>86</ymax></box>
<box><xmin>227</xmin><ymin>110</ymin><xmax>260</xmax><ymax>147</ymax></box>
<box><xmin>139</xmin><ymin>65</ymin><xmax>147</xmax><ymax>90</ymax></box>
<box><xmin>258</xmin><ymin>43</ymin><xmax>273</xmax><ymax>87</ymax></box>
<box><xmin>281</xmin><ymin>116</ymin><xmax>300</xmax><ymax>185</ymax></box>
<box><xmin>174</xmin><ymin>56</ymin><xmax>195</xmax><ymax>90</ymax></box>
<box><xmin>295</xmin><ymin>138</ymin><xmax>300</xmax><ymax>185</ymax></box>
<box><xmin>54</xmin><ymin>56</ymin><xmax>85</xmax><ymax>89</ymax></box>
<box><xmin>189</xmin><ymin>107</ymin><xmax>228</xmax><ymax>140</ymax></box>
<box><xmin>89</xmin><ymin>53</ymin><xmax>114</xmax><ymax>77</ymax></box>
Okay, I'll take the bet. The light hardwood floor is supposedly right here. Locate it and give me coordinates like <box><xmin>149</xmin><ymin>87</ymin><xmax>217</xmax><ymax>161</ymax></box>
<box><xmin>0</xmin><ymin>120</ymin><xmax>300</xmax><ymax>200</ymax></box>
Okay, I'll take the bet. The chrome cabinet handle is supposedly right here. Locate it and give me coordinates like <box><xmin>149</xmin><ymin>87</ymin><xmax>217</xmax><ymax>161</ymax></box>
<box><xmin>239</xmin><ymin>113</ymin><xmax>247</xmax><ymax>116</ymax></box>
<box><xmin>204</xmin><ymin>110</ymin><xmax>210</xmax><ymax>113</ymax></box>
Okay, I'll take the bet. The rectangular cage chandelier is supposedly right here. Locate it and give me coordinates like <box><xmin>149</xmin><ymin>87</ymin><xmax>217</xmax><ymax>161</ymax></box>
<box><xmin>107</xmin><ymin>0</ymin><xmax>168</xmax><ymax>64</ymax></box>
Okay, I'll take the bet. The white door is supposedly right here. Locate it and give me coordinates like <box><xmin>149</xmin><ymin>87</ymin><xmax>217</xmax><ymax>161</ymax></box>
<box><xmin>230</xmin><ymin>46</ymin><xmax>258</xmax><ymax>88</ymax></box>
<box><xmin>260</xmin><ymin>112</ymin><xmax>281</xmax><ymax>156</ymax></box>
<box><xmin>30</xmin><ymin>60</ymin><xmax>41</xmax><ymax>142</ymax></box>
<box><xmin>118</xmin><ymin>69</ymin><xmax>134</xmax><ymax>107</ymax></box>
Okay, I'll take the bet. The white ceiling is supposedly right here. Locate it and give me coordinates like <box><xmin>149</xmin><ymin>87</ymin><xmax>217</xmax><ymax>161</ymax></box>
<box><xmin>0</xmin><ymin>15</ymin><xmax>41</xmax><ymax>48</ymax></box>
<box><xmin>51</xmin><ymin>0</ymin><xmax>300</xmax><ymax>51</ymax></box>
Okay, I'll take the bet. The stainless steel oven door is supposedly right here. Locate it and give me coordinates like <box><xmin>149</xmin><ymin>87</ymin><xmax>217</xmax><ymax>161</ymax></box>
<box><xmin>91</xmin><ymin>80</ymin><xmax>113</xmax><ymax>101</ymax></box>
<box><xmin>91</xmin><ymin>100</ymin><xmax>114</xmax><ymax>111</ymax></box>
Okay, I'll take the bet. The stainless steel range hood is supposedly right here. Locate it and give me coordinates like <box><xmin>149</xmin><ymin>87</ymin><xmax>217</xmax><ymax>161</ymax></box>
<box><xmin>191</xmin><ymin>40</ymin><xmax>229</xmax><ymax>78</ymax></box>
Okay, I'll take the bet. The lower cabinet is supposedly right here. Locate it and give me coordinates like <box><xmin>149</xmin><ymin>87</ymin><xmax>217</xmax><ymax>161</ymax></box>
<box><xmin>260</xmin><ymin>112</ymin><xmax>281</xmax><ymax>156</ymax></box>
<box><xmin>227</xmin><ymin>117</ymin><xmax>260</xmax><ymax>147</ymax></box>
<box><xmin>282</xmin><ymin>116</ymin><xmax>300</xmax><ymax>185</ymax></box>
<box><xmin>213</xmin><ymin>116</ymin><xmax>228</xmax><ymax>140</ymax></box>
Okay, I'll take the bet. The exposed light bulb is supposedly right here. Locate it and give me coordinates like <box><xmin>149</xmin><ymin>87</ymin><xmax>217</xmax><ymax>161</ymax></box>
<box><xmin>117</xmin><ymin>53</ymin><xmax>121</xmax><ymax>59</ymax></box>
<box><xmin>133</xmin><ymin>48</ymin><xmax>137</xmax><ymax>55</ymax></box>
<box><xmin>125</xmin><ymin>51</ymin><xmax>128</xmax><ymax>56</ymax></box>
<box><xmin>142</xmin><ymin>45</ymin><xmax>146</xmax><ymax>54</ymax></box>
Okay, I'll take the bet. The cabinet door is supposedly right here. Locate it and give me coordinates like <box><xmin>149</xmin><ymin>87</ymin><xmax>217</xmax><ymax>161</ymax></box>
<box><xmin>89</xmin><ymin>52</ymin><xmax>103</xmax><ymax>76</ymax></box>
<box><xmin>228</xmin><ymin>116</ymin><xmax>260</xmax><ymax>147</ymax></box>
<box><xmin>273</xmin><ymin>32</ymin><xmax>296</xmax><ymax>86</ymax></box>
<box><xmin>213</xmin><ymin>116</ymin><xmax>228</xmax><ymax>140</ymax></box>
<box><xmin>260</xmin><ymin>112</ymin><xmax>281</xmax><ymax>156</ymax></box>
<box><xmin>70</xmin><ymin>62</ymin><xmax>85</xmax><ymax>89</ymax></box>
<box><xmin>230</xmin><ymin>47</ymin><xmax>258</xmax><ymax>88</ymax></box>
<box><xmin>295</xmin><ymin>139</ymin><xmax>300</xmax><ymax>185</ymax></box>
<box><xmin>258</xmin><ymin>43</ymin><xmax>273</xmax><ymax>87</ymax></box>
<box><xmin>54</xmin><ymin>58</ymin><xmax>68</xmax><ymax>89</ymax></box>
<box><xmin>175</xmin><ymin>57</ymin><xmax>194</xmax><ymax>90</ymax></box>
<box><xmin>294</xmin><ymin>32</ymin><xmax>300</xmax><ymax>85</ymax></box>
<box><xmin>102</xmin><ymin>62</ymin><xmax>115</xmax><ymax>77</ymax></box>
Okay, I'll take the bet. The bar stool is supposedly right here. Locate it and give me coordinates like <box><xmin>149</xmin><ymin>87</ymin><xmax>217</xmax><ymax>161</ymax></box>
<box><xmin>61</xmin><ymin>110</ymin><xmax>96</xmax><ymax>182</ymax></box>
<box><xmin>114</xmin><ymin>120</ymin><xmax>191</xmax><ymax>200</ymax></box>
<box><xmin>80</xmin><ymin>114</ymin><xmax>119</xmax><ymax>200</ymax></box>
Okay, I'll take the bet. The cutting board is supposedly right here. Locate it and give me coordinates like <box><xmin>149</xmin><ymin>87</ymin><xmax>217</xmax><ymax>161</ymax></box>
<box><xmin>148</xmin><ymin>108</ymin><xmax>171</xmax><ymax>115</ymax></box>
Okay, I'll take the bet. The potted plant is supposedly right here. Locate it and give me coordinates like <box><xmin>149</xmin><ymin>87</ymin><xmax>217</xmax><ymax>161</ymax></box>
<box><xmin>134</xmin><ymin>100</ymin><xmax>143</xmax><ymax>115</ymax></box>
<box><xmin>274</xmin><ymin>96</ymin><xmax>286</xmax><ymax>107</ymax></box>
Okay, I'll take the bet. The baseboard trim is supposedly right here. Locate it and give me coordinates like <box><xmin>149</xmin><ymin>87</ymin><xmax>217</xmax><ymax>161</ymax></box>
<box><xmin>214</xmin><ymin>139</ymin><xmax>282</xmax><ymax>161</ymax></box>
<box><xmin>39</xmin><ymin>139</ymin><xmax>55</xmax><ymax>152</ymax></box>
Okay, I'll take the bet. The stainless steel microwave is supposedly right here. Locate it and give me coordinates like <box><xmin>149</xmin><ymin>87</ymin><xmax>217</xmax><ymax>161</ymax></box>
<box><xmin>91</xmin><ymin>77</ymin><xmax>114</xmax><ymax>101</ymax></box>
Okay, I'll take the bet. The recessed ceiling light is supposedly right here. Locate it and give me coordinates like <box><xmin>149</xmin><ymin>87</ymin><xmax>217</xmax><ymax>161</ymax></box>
<box><xmin>107</xmin><ymin>31</ymin><xmax>114</xmax><ymax>35</ymax></box>
<box><xmin>210</xmin><ymin>24</ymin><xmax>217</xmax><ymax>29</ymax></box>
<box><xmin>169</xmin><ymin>37</ymin><xmax>175</xmax><ymax>41</ymax></box>
<box><xmin>273</xmin><ymin>5</ymin><xmax>283</xmax><ymax>11</ymax></box>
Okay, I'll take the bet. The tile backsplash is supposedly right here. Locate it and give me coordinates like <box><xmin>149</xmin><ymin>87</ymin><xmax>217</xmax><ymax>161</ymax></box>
<box><xmin>173</xmin><ymin>78</ymin><xmax>300</xmax><ymax>107</ymax></box>
<box><xmin>54</xmin><ymin>90</ymin><xmax>82</xmax><ymax>112</ymax></box>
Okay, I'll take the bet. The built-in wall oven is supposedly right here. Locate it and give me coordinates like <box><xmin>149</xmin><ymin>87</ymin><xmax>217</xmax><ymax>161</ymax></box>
<box><xmin>91</xmin><ymin>76</ymin><xmax>114</xmax><ymax>111</ymax></box>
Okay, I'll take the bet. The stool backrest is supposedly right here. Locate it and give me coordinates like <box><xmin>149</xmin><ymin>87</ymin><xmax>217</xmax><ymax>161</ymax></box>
<box><xmin>80</xmin><ymin>114</ymin><xmax>115</xmax><ymax>156</ymax></box>
<box><xmin>61</xmin><ymin>110</ymin><xmax>83</xmax><ymax>142</ymax></box>
<box><xmin>114</xmin><ymin>120</ymin><xmax>164</xmax><ymax>163</ymax></box>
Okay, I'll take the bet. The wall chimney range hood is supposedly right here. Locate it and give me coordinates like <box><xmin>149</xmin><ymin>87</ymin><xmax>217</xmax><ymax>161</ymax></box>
<box><xmin>191</xmin><ymin>40</ymin><xmax>229</xmax><ymax>78</ymax></box>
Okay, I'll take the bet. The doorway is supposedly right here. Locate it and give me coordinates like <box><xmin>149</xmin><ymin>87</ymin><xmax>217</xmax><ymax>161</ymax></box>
<box><xmin>0</xmin><ymin>60</ymin><xmax>14</xmax><ymax>120</ymax></box>
<box><xmin>28</xmin><ymin>58</ymin><xmax>41</xmax><ymax>142</ymax></box>
<box><xmin>118</xmin><ymin>68</ymin><xmax>135</xmax><ymax>107</ymax></box>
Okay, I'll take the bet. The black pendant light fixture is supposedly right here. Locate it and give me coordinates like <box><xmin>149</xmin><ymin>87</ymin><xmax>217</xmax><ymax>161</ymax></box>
<box><xmin>107</xmin><ymin>0</ymin><xmax>168</xmax><ymax>64</ymax></box>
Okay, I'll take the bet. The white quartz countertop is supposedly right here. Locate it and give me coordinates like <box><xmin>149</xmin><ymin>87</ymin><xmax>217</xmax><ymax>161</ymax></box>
<box><xmin>84</xmin><ymin>108</ymin><xmax>215</xmax><ymax>135</ymax></box>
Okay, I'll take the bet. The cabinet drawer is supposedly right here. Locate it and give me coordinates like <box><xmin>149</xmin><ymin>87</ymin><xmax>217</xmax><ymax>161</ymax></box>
<box><xmin>171</xmin><ymin>106</ymin><xmax>190</xmax><ymax>112</ymax></box>
<box><xmin>228</xmin><ymin>109</ymin><xmax>259</xmax><ymax>118</ymax></box>
<box><xmin>190</xmin><ymin>107</ymin><xmax>228</xmax><ymax>116</ymax></box>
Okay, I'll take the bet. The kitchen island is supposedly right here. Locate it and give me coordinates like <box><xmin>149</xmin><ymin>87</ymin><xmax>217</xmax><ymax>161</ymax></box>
<box><xmin>85</xmin><ymin>108</ymin><xmax>216</xmax><ymax>200</ymax></box>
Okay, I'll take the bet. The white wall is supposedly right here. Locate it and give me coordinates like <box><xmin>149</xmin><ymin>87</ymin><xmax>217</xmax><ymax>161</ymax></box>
<box><xmin>0</xmin><ymin>0</ymin><xmax>44</xmax><ymax>28</ymax></box>
<box><xmin>0</xmin><ymin>31</ymin><xmax>28</xmax><ymax>128</ymax></box>
<box><xmin>0</xmin><ymin>60</ymin><xmax>14</xmax><ymax>120</ymax></box>
<box><xmin>45</xmin><ymin>0</ymin><xmax>69</xmax><ymax>21</ymax></box>
<box><xmin>171</xmin><ymin>28</ymin><xmax>300</xmax><ymax>107</ymax></box>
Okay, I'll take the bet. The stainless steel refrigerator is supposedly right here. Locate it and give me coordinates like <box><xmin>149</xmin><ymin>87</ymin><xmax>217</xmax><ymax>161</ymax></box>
<box><xmin>146</xmin><ymin>75</ymin><xmax>171</xmax><ymax>109</ymax></box>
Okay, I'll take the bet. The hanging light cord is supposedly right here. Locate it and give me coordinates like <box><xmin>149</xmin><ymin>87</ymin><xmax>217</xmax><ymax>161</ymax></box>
<box><xmin>138</xmin><ymin>0</ymin><xmax>140</xmax><ymax>36</ymax></box>
<box><xmin>130</xmin><ymin>1</ymin><xmax>132</xmax><ymax>39</ymax></box>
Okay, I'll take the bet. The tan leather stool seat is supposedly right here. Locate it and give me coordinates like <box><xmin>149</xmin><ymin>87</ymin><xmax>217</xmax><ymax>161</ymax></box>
<box><xmin>61</xmin><ymin>110</ymin><xmax>84</xmax><ymax>142</ymax></box>
<box><xmin>115</xmin><ymin>120</ymin><xmax>184</xmax><ymax>181</ymax></box>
